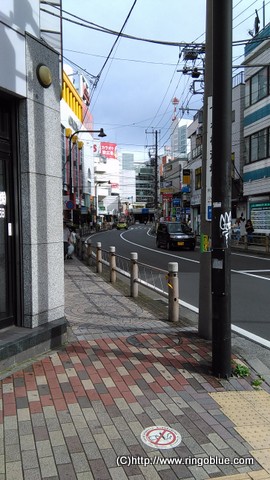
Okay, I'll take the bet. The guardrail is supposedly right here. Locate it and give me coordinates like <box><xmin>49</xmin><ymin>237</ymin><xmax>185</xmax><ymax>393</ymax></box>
<box><xmin>231</xmin><ymin>232</ymin><xmax>270</xmax><ymax>253</ymax></box>
<box><xmin>76</xmin><ymin>238</ymin><xmax>179</xmax><ymax>323</ymax></box>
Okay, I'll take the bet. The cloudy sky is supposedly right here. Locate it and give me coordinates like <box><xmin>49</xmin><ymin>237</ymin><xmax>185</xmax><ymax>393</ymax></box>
<box><xmin>60</xmin><ymin>0</ymin><xmax>266</xmax><ymax>160</ymax></box>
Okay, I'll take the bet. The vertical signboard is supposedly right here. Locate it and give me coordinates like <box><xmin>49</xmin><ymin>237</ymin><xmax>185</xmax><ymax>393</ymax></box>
<box><xmin>206</xmin><ymin>96</ymin><xmax>212</xmax><ymax>221</ymax></box>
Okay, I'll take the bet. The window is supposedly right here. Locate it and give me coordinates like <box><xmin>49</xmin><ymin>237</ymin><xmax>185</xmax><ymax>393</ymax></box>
<box><xmin>251</xmin><ymin>67</ymin><xmax>268</xmax><ymax>105</ymax></box>
<box><xmin>245</xmin><ymin>128</ymin><xmax>268</xmax><ymax>163</ymax></box>
<box><xmin>195</xmin><ymin>167</ymin><xmax>201</xmax><ymax>190</ymax></box>
<box><xmin>245</xmin><ymin>80</ymin><xmax>250</xmax><ymax>108</ymax></box>
<box><xmin>244</xmin><ymin>137</ymin><xmax>250</xmax><ymax>164</ymax></box>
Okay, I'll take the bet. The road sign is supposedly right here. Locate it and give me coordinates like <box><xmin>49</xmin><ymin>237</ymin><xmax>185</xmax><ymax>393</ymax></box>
<box><xmin>66</xmin><ymin>200</ymin><xmax>74</xmax><ymax>210</ymax></box>
<box><xmin>140</xmin><ymin>426</ymin><xmax>182</xmax><ymax>449</ymax></box>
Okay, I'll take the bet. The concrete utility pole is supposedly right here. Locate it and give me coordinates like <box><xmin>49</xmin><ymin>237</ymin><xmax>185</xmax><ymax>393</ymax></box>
<box><xmin>198</xmin><ymin>0</ymin><xmax>213</xmax><ymax>340</ymax></box>
<box><xmin>211</xmin><ymin>0</ymin><xmax>232</xmax><ymax>378</ymax></box>
<box><xmin>154</xmin><ymin>130</ymin><xmax>159</xmax><ymax>213</ymax></box>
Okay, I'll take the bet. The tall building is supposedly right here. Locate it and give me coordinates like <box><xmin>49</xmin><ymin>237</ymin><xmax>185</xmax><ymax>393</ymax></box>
<box><xmin>119</xmin><ymin>152</ymin><xmax>136</xmax><ymax>208</ymax></box>
<box><xmin>122</xmin><ymin>152</ymin><xmax>134</xmax><ymax>170</ymax></box>
<box><xmin>171</xmin><ymin>119</ymin><xmax>191</xmax><ymax>159</ymax></box>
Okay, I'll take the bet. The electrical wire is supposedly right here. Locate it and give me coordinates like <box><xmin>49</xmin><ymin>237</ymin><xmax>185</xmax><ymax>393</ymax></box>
<box><xmin>45</xmin><ymin>1</ymin><xmax>269</xmax><ymax>156</ymax></box>
<box><xmin>94</xmin><ymin>0</ymin><xmax>138</xmax><ymax>88</ymax></box>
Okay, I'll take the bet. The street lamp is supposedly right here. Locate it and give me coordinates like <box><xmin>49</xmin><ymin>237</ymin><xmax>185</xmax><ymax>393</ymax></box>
<box><xmin>65</xmin><ymin>128</ymin><xmax>106</xmax><ymax>220</ymax></box>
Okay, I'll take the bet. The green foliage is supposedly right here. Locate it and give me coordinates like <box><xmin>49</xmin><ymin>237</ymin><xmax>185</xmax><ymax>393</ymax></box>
<box><xmin>251</xmin><ymin>376</ymin><xmax>264</xmax><ymax>390</ymax></box>
<box><xmin>231</xmin><ymin>360</ymin><xmax>250</xmax><ymax>378</ymax></box>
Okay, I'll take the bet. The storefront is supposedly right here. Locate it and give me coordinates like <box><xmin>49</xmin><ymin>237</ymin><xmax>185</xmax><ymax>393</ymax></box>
<box><xmin>0</xmin><ymin>97</ymin><xmax>20</xmax><ymax>329</ymax></box>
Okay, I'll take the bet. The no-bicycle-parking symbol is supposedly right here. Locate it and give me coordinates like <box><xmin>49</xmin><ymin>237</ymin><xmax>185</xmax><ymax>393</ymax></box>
<box><xmin>140</xmin><ymin>426</ymin><xmax>182</xmax><ymax>449</ymax></box>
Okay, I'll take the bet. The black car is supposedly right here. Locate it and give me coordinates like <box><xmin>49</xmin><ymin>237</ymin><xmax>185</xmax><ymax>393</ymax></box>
<box><xmin>156</xmin><ymin>221</ymin><xmax>196</xmax><ymax>250</ymax></box>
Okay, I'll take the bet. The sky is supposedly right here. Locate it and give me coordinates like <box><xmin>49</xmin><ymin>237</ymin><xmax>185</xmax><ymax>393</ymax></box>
<box><xmin>59</xmin><ymin>0</ymin><xmax>268</xmax><ymax>161</ymax></box>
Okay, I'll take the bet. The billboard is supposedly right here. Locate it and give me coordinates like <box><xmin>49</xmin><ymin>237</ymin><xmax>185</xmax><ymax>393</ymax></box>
<box><xmin>101</xmin><ymin>142</ymin><xmax>117</xmax><ymax>159</ymax></box>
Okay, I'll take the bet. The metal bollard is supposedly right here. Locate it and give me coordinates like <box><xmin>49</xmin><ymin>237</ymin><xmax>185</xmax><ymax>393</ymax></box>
<box><xmin>87</xmin><ymin>239</ymin><xmax>92</xmax><ymax>266</ymax></box>
<box><xmin>168</xmin><ymin>262</ymin><xmax>179</xmax><ymax>323</ymax></box>
<box><xmin>109</xmin><ymin>246</ymin><xmax>116</xmax><ymax>283</ymax></box>
<box><xmin>130</xmin><ymin>252</ymin><xmax>138</xmax><ymax>297</ymax></box>
<box><xmin>96</xmin><ymin>242</ymin><xmax>102</xmax><ymax>273</ymax></box>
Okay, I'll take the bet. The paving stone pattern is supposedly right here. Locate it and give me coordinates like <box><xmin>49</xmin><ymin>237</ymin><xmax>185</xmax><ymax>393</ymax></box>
<box><xmin>0</xmin><ymin>259</ymin><xmax>270</xmax><ymax>479</ymax></box>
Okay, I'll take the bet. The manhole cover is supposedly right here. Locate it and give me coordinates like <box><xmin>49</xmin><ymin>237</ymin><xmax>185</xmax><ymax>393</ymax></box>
<box><xmin>126</xmin><ymin>332</ymin><xmax>182</xmax><ymax>349</ymax></box>
<box><xmin>141</xmin><ymin>426</ymin><xmax>182</xmax><ymax>449</ymax></box>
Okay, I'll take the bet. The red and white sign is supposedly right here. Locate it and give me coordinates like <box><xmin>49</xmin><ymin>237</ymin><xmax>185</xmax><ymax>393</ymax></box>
<box><xmin>101</xmin><ymin>142</ymin><xmax>117</xmax><ymax>159</ymax></box>
<box><xmin>141</xmin><ymin>426</ymin><xmax>182</xmax><ymax>449</ymax></box>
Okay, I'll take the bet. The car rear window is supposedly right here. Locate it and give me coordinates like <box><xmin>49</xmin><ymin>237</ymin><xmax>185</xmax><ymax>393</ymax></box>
<box><xmin>167</xmin><ymin>223</ymin><xmax>192</xmax><ymax>234</ymax></box>
<box><xmin>167</xmin><ymin>223</ymin><xmax>183</xmax><ymax>233</ymax></box>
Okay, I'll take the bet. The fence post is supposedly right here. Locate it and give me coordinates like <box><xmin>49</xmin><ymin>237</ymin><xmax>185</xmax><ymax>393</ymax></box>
<box><xmin>96</xmin><ymin>242</ymin><xmax>102</xmax><ymax>273</ymax></box>
<box><xmin>168</xmin><ymin>262</ymin><xmax>179</xmax><ymax>323</ymax></box>
<box><xmin>109</xmin><ymin>246</ymin><xmax>116</xmax><ymax>283</ymax></box>
<box><xmin>87</xmin><ymin>239</ymin><xmax>92</xmax><ymax>266</ymax></box>
<box><xmin>244</xmin><ymin>235</ymin><xmax>248</xmax><ymax>250</ymax></box>
<box><xmin>130</xmin><ymin>252</ymin><xmax>138</xmax><ymax>297</ymax></box>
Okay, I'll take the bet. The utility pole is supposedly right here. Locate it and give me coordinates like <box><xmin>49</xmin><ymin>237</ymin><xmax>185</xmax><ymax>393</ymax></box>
<box><xmin>145</xmin><ymin>128</ymin><xmax>160</xmax><ymax>222</ymax></box>
<box><xmin>211</xmin><ymin>0</ymin><xmax>232</xmax><ymax>378</ymax></box>
<box><xmin>198</xmin><ymin>0</ymin><xmax>213</xmax><ymax>340</ymax></box>
<box><xmin>154</xmin><ymin>130</ymin><xmax>158</xmax><ymax>213</ymax></box>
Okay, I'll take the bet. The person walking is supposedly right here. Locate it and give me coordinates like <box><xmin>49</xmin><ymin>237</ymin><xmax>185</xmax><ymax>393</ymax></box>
<box><xmin>63</xmin><ymin>221</ymin><xmax>70</xmax><ymax>260</ymax></box>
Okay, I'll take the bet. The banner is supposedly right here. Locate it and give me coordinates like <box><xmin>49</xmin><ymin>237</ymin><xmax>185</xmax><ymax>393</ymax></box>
<box><xmin>101</xmin><ymin>142</ymin><xmax>117</xmax><ymax>159</ymax></box>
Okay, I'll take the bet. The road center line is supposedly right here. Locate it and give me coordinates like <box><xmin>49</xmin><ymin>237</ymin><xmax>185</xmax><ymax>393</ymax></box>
<box><xmin>120</xmin><ymin>231</ymin><xmax>199</xmax><ymax>264</ymax></box>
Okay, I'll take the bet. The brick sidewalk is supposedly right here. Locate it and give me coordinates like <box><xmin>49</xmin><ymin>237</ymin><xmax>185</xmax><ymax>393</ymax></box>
<box><xmin>0</xmin><ymin>258</ymin><xmax>270</xmax><ymax>479</ymax></box>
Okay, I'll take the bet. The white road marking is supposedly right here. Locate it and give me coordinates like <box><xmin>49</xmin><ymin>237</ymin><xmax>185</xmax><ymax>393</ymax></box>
<box><xmin>232</xmin><ymin>270</ymin><xmax>270</xmax><ymax>281</ymax></box>
<box><xmin>120</xmin><ymin>231</ymin><xmax>199</xmax><ymax>264</ymax></box>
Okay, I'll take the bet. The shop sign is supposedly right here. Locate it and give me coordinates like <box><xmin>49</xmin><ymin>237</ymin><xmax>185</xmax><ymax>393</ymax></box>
<box><xmin>250</xmin><ymin>202</ymin><xmax>270</xmax><ymax>230</ymax></box>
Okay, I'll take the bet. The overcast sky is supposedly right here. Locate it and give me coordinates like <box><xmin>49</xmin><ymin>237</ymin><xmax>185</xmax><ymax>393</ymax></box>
<box><xmin>61</xmin><ymin>0</ymin><xmax>267</xmax><ymax>161</ymax></box>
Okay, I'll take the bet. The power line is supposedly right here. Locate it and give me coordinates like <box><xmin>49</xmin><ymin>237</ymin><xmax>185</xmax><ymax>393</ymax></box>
<box><xmin>94</xmin><ymin>0</ymin><xmax>138</xmax><ymax>89</ymax></box>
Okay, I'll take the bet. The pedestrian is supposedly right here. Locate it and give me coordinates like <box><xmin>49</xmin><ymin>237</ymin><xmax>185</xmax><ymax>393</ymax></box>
<box><xmin>239</xmin><ymin>216</ymin><xmax>246</xmax><ymax>241</ymax></box>
<box><xmin>245</xmin><ymin>218</ymin><xmax>254</xmax><ymax>243</ymax></box>
<box><xmin>68</xmin><ymin>227</ymin><xmax>76</xmax><ymax>259</ymax></box>
<box><xmin>63</xmin><ymin>221</ymin><xmax>70</xmax><ymax>260</ymax></box>
<box><xmin>232</xmin><ymin>218</ymin><xmax>241</xmax><ymax>242</ymax></box>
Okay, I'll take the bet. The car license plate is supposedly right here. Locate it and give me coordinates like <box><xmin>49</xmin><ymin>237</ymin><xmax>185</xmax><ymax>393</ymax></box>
<box><xmin>177</xmin><ymin>241</ymin><xmax>184</xmax><ymax>246</ymax></box>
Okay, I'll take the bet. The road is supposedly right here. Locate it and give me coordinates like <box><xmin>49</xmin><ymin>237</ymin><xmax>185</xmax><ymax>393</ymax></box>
<box><xmin>89</xmin><ymin>225</ymin><xmax>270</xmax><ymax>344</ymax></box>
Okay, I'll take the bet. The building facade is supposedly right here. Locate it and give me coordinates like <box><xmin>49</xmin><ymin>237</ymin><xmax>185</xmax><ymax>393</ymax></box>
<box><xmin>0</xmin><ymin>1</ymin><xmax>66</xmax><ymax>366</ymax></box>
<box><xmin>243</xmin><ymin>24</ymin><xmax>270</xmax><ymax>233</ymax></box>
<box><xmin>187</xmin><ymin>72</ymin><xmax>246</xmax><ymax>234</ymax></box>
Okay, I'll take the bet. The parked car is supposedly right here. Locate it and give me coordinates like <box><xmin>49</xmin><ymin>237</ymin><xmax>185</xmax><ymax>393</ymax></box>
<box><xmin>116</xmin><ymin>220</ymin><xmax>128</xmax><ymax>230</ymax></box>
<box><xmin>156</xmin><ymin>221</ymin><xmax>196</xmax><ymax>250</ymax></box>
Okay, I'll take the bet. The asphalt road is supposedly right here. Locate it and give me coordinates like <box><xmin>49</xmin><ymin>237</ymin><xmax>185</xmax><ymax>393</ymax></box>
<box><xmin>89</xmin><ymin>225</ymin><xmax>270</xmax><ymax>344</ymax></box>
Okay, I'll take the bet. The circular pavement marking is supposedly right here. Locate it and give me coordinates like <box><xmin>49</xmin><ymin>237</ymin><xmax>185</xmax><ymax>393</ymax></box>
<box><xmin>141</xmin><ymin>426</ymin><xmax>182</xmax><ymax>449</ymax></box>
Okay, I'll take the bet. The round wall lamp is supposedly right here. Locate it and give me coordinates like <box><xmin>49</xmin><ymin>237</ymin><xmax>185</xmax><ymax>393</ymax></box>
<box><xmin>36</xmin><ymin>64</ymin><xmax>52</xmax><ymax>88</ymax></box>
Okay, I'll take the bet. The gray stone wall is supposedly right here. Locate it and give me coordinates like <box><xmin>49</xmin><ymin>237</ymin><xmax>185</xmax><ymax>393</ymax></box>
<box><xmin>19</xmin><ymin>34</ymin><xmax>64</xmax><ymax>328</ymax></box>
